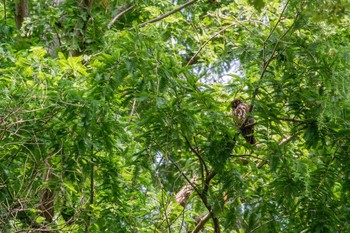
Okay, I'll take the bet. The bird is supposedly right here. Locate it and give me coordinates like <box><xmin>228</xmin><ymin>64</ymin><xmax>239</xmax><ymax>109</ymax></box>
<box><xmin>231</xmin><ymin>99</ymin><xmax>256</xmax><ymax>144</ymax></box>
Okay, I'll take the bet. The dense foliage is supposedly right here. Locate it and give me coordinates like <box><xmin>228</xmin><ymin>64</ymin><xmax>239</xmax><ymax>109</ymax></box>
<box><xmin>1</xmin><ymin>0</ymin><xmax>350</xmax><ymax>232</ymax></box>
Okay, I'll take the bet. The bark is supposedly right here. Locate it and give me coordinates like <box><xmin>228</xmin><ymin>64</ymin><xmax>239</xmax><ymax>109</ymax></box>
<box><xmin>191</xmin><ymin>213</ymin><xmax>211</xmax><ymax>233</ymax></box>
<box><xmin>69</xmin><ymin>0</ymin><xmax>94</xmax><ymax>56</ymax></box>
<box><xmin>15</xmin><ymin>0</ymin><xmax>29</xmax><ymax>29</ymax></box>
<box><xmin>39</xmin><ymin>163</ymin><xmax>54</xmax><ymax>227</ymax></box>
<box><xmin>175</xmin><ymin>176</ymin><xmax>197</xmax><ymax>207</ymax></box>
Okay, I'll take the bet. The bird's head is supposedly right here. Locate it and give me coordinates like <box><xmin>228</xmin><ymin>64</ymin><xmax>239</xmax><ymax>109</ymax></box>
<box><xmin>231</xmin><ymin>99</ymin><xmax>242</xmax><ymax>109</ymax></box>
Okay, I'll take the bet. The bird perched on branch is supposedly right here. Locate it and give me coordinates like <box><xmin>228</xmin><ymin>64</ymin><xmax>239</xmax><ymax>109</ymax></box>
<box><xmin>231</xmin><ymin>98</ymin><xmax>256</xmax><ymax>144</ymax></box>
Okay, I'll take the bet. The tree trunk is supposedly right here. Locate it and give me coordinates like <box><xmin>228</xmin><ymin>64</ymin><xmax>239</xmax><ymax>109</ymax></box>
<box><xmin>15</xmin><ymin>0</ymin><xmax>29</xmax><ymax>29</ymax></box>
<box><xmin>39</xmin><ymin>162</ymin><xmax>55</xmax><ymax>231</ymax></box>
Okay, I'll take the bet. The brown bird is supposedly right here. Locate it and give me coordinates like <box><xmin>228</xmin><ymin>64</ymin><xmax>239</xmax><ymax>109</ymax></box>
<box><xmin>231</xmin><ymin>99</ymin><xmax>256</xmax><ymax>144</ymax></box>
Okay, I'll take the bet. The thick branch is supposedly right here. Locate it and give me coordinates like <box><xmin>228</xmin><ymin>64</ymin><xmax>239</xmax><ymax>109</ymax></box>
<box><xmin>171</xmin><ymin>135</ymin><xmax>220</xmax><ymax>231</ymax></box>
<box><xmin>192</xmin><ymin>213</ymin><xmax>211</xmax><ymax>233</ymax></box>
<box><xmin>175</xmin><ymin>176</ymin><xmax>197</xmax><ymax>206</ymax></box>
<box><xmin>170</xmin><ymin>160</ymin><xmax>218</xmax><ymax>230</ymax></box>
<box><xmin>138</xmin><ymin>0</ymin><xmax>197</xmax><ymax>28</ymax></box>
<box><xmin>202</xmin><ymin>171</ymin><xmax>220</xmax><ymax>233</ymax></box>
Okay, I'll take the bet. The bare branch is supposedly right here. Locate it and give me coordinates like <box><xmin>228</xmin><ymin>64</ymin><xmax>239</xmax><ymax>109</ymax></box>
<box><xmin>139</xmin><ymin>0</ymin><xmax>197</xmax><ymax>28</ymax></box>
<box><xmin>108</xmin><ymin>4</ymin><xmax>135</xmax><ymax>29</ymax></box>
<box><xmin>187</xmin><ymin>19</ymin><xmax>252</xmax><ymax>66</ymax></box>
<box><xmin>129</xmin><ymin>99</ymin><xmax>137</xmax><ymax>117</ymax></box>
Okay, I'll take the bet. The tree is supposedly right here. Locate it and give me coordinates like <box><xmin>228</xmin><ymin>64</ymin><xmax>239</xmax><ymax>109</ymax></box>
<box><xmin>1</xmin><ymin>0</ymin><xmax>350</xmax><ymax>232</ymax></box>
<box><xmin>15</xmin><ymin>0</ymin><xmax>29</xmax><ymax>29</ymax></box>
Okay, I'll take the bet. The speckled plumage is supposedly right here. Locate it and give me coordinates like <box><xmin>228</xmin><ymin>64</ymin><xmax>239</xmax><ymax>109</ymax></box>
<box><xmin>231</xmin><ymin>99</ymin><xmax>256</xmax><ymax>144</ymax></box>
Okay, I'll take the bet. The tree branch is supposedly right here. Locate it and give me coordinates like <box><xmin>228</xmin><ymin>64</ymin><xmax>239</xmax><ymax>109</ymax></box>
<box><xmin>107</xmin><ymin>4</ymin><xmax>135</xmax><ymax>29</ymax></box>
<box><xmin>187</xmin><ymin>20</ymin><xmax>251</xmax><ymax>66</ymax></box>
<box><xmin>85</xmin><ymin>149</ymin><xmax>95</xmax><ymax>233</ymax></box>
<box><xmin>129</xmin><ymin>99</ymin><xmax>137</xmax><ymax>122</ymax></box>
<box><xmin>202</xmin><ymin>171</ymin><xmax>220</xmax><ymax>233</ymax></box>
<box><xmin>251</xmin><ymin>1</ymin><xmax>292</xmax><ymax>109</ymax></box>
<box><xmin>192</xmin><ymin>213</ymin><xmax>211</xmax><ymax>233</ymax></box>
<box><xmin>256</xmin><ymin>133</ymin><xmax>298</xmax><ymax>169</ymax></box>
<box><xmin>170</xmin><ymin>159</ymin><xmax>220</xmax><ymax>232</ymax></box>
<box><xmin>277</xmin><ymin>117</ymin><xmax>305</xmax><ymax>123</ymax></box>
<box><xmin>229</xmin><ymin>154</ymin><xmax>264</xmax><ymax>160</ymax></box>
<box><xmin>175</xmin><ymin>176</ymin><xmax>197</xmax><ymax>206</ymax></box>
<box><xmin>170</xmin><ymin>159</ymin><xmax>201</xmax><ymax>199</ymax></box>
<box><xmin>184</xmin><ymin>135</ymin><xmax>209</xmax><ymax>180</ymax></box>
<box><xmin>3</xmin><ymin>0</ymin><xmax>6</xmax><ymax>21</ymax></box>
<box><xmin>138</xmin><ymin>0</ymin><xmax>197</xmax><ymax>28</ymax></box>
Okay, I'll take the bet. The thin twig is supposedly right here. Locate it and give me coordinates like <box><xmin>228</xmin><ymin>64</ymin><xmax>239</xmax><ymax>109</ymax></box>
<box><xmin>129</xmin><ymin>99</ymin><xmax>137</xmax><ymax>117</ymax></box>
<box><xmin>170</xmin><ymin>159</ymin><xmax>201</xmax><ymax>198</ymax></box>
<box><xmin>187</xmin><ymin>22</ymin><xmax>238</xmax><ymax>66</ymax></box>
<box><xmin>163</xmin><ymin>190</ymin><xmax>172</xmax><ymax>233</ymax></box>
<box><xmin>107</xmin><ymin>4</ymin><xmax>135</xmax><ymax>29</ymax></box>
<box><xmin>187</xmin><ymin>17</ymin><xmax>264</xmax><ymax>66</ymax></box>
<box><xmin>250</xmin><ymin>219</ymin><xmax>275</xmax><ymax>232</ymax></box>
<box><xmin>138</xmin><ymin>0</ymin><xmax>197</xmax><ymax>28</ymax></box>
<box><xmin>184</xmin><ymin>135</ymin><xmax>208</xmax><ymax>178</ymax></box>
<box><xmin>85</xmin><ymin>147</ymin><xmax>95</xmax><ymax>233</ymax></box>
<box><xmin>256</xmin><ymin>132</ymin><xmax>298</xmax><ymax>169</ymax></box>
<box><xmin>3</xmin><ymin>0</ymin><xmax>6</xmax><ymax>21</ymax></box>
<box><xmin>251</xmin><ymin>1</ymin><xmax>292</xmax><ymax>109</ymax></box>
<box><xmin>277</xmin><ymin>117</ymin><xmax>305</xmax><ymax>123</ymax></box>
<box><xmin>229</xmin><ymin>154</ymin><xmax>264</xmax><ymax>160</ymax></box>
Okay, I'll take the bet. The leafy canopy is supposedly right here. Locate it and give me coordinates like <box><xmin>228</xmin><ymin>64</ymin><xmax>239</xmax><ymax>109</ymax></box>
<box><xmin>1</xmin><ymin>0</ymin><xmax>350</xmax><ymax>232</ymax></box>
